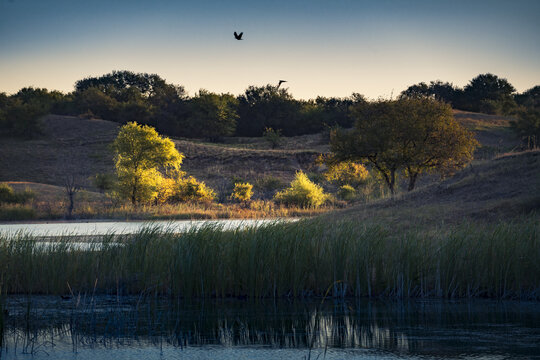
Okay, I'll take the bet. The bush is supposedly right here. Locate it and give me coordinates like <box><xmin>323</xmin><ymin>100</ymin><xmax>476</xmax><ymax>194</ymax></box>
<box><xmin>0</xmin><ymin>204</ymin><xmax>36</xmax><ymax>220</ymax></box>
<box><xmin>338</xmin><ymin>184</ymin><xmax>356</xmax><ymax>201</ymax></box>
<box><xmin>263</xmin><ymin>127</ymin><xmax>282</xmax><ymax>149</ymax></box>
<box><xmin>170</xmin><ymin>176</ymin><xmax>216</xmax><ymax>203</ymax></box>
<box><xmin>0</xmin><ymin>183</ymin><xmax>15</xmax><ymax>203</ymax></box>
<box><xmin>0</xmin><ymin>183</ymin><xmax>35</xmax><ymax>204</ymax></box>
<box><xmin>231</xmin><ymin>182</ymin><xmax>253</xmax><ymax>202</ymax></box>
<box><xmin>324</xmin><ymin>161</ymin><xmax>369</xmax><ymax>187</ymax></box>
<box><xmin>510</xmin><ymin>110</ymin><xmax>540</xmax><ymax>149</ymax></box>
<box><xmin>274</xmin><ymin>171</ymin><xmax>328</xmax><ymax>208</ymax></box>
<box><xmin>92</xmin><ymin>173</ymin><xmax>116</xmax><ymax>193</ymax></box>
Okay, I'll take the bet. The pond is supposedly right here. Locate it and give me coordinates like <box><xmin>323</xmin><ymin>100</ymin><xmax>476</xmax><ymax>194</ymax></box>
<box><xmin>1</xmin><ymin>296</ymin><xmax>539</xmax><ymax>359</ymax></box>
<box><xmin>0</xmin><ymin>219</ymin><xmax>290</xmax><ymax>237</ymax></box>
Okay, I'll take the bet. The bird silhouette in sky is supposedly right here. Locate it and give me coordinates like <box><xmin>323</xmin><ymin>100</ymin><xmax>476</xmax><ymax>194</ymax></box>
<box><xmin>277</xmin><ymin>80</ymin><xmax>287</xmax><ymax>89</ymax></box>
<box><xmin>234</xmin><ymin>31</ymin><xmax>243</xmax><ymax>40</ymax></box>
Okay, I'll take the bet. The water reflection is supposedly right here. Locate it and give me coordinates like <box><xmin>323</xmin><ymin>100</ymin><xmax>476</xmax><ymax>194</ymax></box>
<box><xmin>0</xmin><ymin>219</ymin><xmax>290</xmax><ymax>237</ymax></box>
<box><xmin>1</xmin><ymin>296</ymin><xmax>539</xmax><ymax>359</ymax></box>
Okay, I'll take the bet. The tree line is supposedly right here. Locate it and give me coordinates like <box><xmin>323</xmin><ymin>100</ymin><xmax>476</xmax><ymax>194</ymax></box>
<box><xmin>0</xmin><ymin>70</ymin><xmax>538</xmax><ymax>147</ymax></box>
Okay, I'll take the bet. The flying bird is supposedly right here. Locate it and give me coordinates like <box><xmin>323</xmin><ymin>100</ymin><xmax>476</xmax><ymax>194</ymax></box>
<box><xmin>277</xmin><ymin>80</ymin><xmax>287</xmax><ymax>89</ymax></box>
<box><xmin>234</xmin><ymin>31</ymin><xmax>243</xmax><ymax>40</ymax></box>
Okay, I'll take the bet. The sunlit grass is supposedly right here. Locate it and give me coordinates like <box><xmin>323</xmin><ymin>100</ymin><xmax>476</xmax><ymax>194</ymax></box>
<box><xmin>0</xmin><ymin>200</ymin><xmax>331</xmax><ymax>221</ymax></box>
<box><xmin>0</xmin><ymin>214</ymin><xmax>538</xmax><ymax>300</ymax></box>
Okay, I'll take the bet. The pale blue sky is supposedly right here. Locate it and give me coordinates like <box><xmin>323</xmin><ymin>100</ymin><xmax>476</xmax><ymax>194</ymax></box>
<box><xmin>1</xmin><ymin>0</ymin><xmax>539</xmax><ymax>99</ymax></box>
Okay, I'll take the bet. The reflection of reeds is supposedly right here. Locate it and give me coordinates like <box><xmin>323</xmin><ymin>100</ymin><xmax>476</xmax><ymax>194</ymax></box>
<box><xmin>0</xmin><ymin>215</ymin><xmax>539</xmax><ymax>299</ymax></box>
<box><xmin>2</xmin><ymin>297</ymin><xmax>538</xmax><ymax>357</ymax></box>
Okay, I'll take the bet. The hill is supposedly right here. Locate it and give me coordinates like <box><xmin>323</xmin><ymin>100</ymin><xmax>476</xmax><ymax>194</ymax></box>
<box><xmin>328</xmin><ymin>150</ymin><xmax>540</xmax><ymax>226</ymax></box>
<box><xmin>0</xmin><ymin>110</ymin><xmax>521</xmax><ymax>195</ymax></box>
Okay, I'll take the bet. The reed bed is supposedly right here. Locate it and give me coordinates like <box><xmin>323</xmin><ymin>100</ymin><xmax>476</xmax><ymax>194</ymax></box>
<box><xmin>1</xmin><ymin>200</ymin><xmax>330</xmax><ymax>221</ymax></box>
<box><xmin>0</xmin><ymin>215</ymin><xmax>538</xmax><ymax>300</ymax></box>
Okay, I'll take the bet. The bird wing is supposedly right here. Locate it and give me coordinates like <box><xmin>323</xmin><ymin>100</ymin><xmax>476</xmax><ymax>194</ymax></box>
<box><xmin>234</xmin><ymin>31</ymin><xmax>238</xmax><ymax>37</ymax></box>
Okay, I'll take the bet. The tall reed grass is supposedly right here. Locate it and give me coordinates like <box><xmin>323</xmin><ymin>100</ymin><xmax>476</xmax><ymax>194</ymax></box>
<box><xmin>0</xmin><ymin>215</ymin><xmax>538</xmax><ymax>299</ymax></box>
<box><xmin>3</xmin><ymin>200</ymin><xmax>329</xmax><ymax>221</ymax></box>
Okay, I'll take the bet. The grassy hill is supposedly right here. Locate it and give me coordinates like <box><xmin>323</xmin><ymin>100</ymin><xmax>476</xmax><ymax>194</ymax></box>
<box><xmin>0</xmin><ymin>114</ymin><xmax>324</xmax><ymax>191</ymax></box>
<box><xmin>0</xmin><ymin>110</ymin><xmax>529</xmax><ymax>221</ymax></box>
<box><xmin>328</xmin><ymin>150</ymin><xmax>540</xmax><ymax>227</ymax></box>
<box><xmin>0</xmin><ymin>111</ymin><xmax>519</xmax><ymax>188</ymax></box>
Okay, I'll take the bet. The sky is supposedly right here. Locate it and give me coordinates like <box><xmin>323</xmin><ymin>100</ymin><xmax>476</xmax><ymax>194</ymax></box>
<box><xmin>1</xmin><ymin>0</ymin><xmax>539</xmax><ymax>99</ymax></box>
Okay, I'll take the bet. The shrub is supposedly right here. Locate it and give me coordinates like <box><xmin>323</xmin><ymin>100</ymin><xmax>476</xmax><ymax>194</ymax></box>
<box><xmin>324</xmin><ymin>161</ymin><xmax>369</xmax><ymax>187</ymax></box>
<box><xmin>171</xmin><ymin>176</ymin><xmax>216</xmax><ymax>203</ymax></box>
<box><xmin>92</xmin><ymin>173</ymin><xmax>116</xmax><ymax>193</ymax></box>
<box><xmin>0</xmin><ymin>184</ymin><xmax>34</xmax><ymax>204</ymax></box>
<box><xmin>274</xmin><ymin>171</ymin><xmax>328</xmax><ymax>208</ymax></box>
<box><xmin>0</xmin><ymin>183</ymin><xmax>15</xmax><ymax>203</ymax></box>
<box><xmin>0</xmin><ymin>204</ymin><xmax>36</xmax><ymax>220</ymax></box>
<box><xmin>231</xmin><ymin>182</ymin><xmax>253</xmax><ymax>202</ymax></box>
<box><xmin>510</xmin><ymin>109</ymin><xmax>540</xmax><ymax>149</ymax></box>
<box><xmin>156</xmin><ymin>177</ymin><xmax>176</xmax><ymax>204</ymax></box>
<box><xmin>263</xmin><ymin>127</ymin><xmax>282</xmax><ymax>149</ymax></box>
<box><xmin>338</xmin><ymin>184</ymin><xmax>356</xmax><ymax>201</ymax></box>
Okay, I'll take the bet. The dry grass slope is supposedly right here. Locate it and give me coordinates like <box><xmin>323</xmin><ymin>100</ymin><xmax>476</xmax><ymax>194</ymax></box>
<box><xmin>330</xmin><ymin>150</ymin><xmax>540</xmax><ymax>227</ymax></box>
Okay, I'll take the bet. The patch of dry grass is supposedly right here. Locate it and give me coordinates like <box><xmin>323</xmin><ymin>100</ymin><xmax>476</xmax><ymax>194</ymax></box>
<box><xmin>328</xmin><ymin>150</ymin><xmax>540</xmax><ymax>228</ymax></box>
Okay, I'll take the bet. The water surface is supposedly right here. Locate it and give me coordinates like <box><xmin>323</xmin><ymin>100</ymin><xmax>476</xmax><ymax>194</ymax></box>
<box><xmin>0</xmin><ymin>219</ymin><xmax>288</xmax><ymax>237</ymax></box>
<box><xmin>1</xmin><ymin>296</ymin><xmax>539</xmax><ymax>359</ymax></box>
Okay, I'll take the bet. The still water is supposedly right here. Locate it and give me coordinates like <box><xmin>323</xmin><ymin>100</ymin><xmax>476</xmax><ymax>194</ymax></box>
<box><xmin>1</xmin><ymin>296</ymin><xmax>539</xmax><ymax>359</ymax></box>
<box><xmin>0</xmin><ymin>219</ymin><xmax>289</xmax><ymax>237</ymax></box>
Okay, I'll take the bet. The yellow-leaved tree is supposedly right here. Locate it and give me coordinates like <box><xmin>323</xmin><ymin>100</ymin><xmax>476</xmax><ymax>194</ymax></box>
<box><xmin>112</xmin><ymin>122</ymin><xmax>184</xmax><ymax>205</ymax></box>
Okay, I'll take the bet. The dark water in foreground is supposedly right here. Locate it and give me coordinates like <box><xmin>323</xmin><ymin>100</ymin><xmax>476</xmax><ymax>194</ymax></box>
<box><xmin>1</xmin><ymin>296</ymin><xmax>539</xmax><ymax>359</ymax></box>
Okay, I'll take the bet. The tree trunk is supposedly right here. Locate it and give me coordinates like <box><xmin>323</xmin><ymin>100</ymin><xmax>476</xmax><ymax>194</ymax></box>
<box><xmin>407</xmin><ymin>172</ymin><xmax>418</xmax><ymax>191</ymax></box>
<box><xmin>388</xmin><ymin>169</ymin><xmax>396</xmax><ymax>196</ymax></box>
<box><xmin>67</xmin><ymin>192</ymin><xmax>74</xmax><ymax>219</ymax></box>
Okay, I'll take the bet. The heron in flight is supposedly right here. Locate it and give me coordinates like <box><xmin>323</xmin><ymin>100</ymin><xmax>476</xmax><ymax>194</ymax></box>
<box><xmin>277</xmin><ymin>80</ymin><xmax>287</xmax><ymax>89</ymax></box>
<box><xmin>234</xmin><ymin>31</ymin><xmax>243</xmax><ymax>40</ymax></box>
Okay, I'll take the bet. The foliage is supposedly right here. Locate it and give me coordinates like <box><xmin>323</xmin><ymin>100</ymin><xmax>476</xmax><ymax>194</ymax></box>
<box><xmin>75</xmin><ymin>87</ymin><xmax>120</xmax><ymax>121</ymax></box>
<box><xmin>75</xmin><ymin>70</ymin><xmax>173</xmax><ymax>97</ymax></box>
<box><xmin>92</xmin><ymin>173</ymin><xmax>116</xmax><ymax>193</ymax></box>
<box><xmin>400</xmin><ymin>80</ymin><xmax>458</xmax><ymax>105</ymax></box>
<box><xmin>0</xmin><ymin>184</ymin><xmax>35</xmax><ymax>204</ymax></box>
<box><xmin>324</xmin><ymin>161</ymin><xmax>368</xmax><ymax>187</ymax></box>
<box><xmin>510</xmin><ymin>109</ymin><xmax>540</xmax><ymax>149</ymax></box>
<box><xmin>337</xmin><ymin>184</ymin><xmax>356</xmax><ymax>201</ymax></box>
<box><xmin>262</xmin><ymin>127</ymin><xmax>282</xmax><ymax>149</ymax></box>
<box><xmin>0</xmin><ymin>96</ymin><xmax>47</xmax><ymax>138</ymax></box>
<box><xmin>515</xmin><ymin>85</ymin><xmax>540</xmax><ymax>110</ymax></box>
<box><xmin>0</xmin><ymin>204</ymin><xmax>36</xmax><ymax>221</ymax></box>
<box><xmin>274</xmin><ymin>171</ymin><xmax>328</xmax><ymax>208</ymax></box>
<box><xmin>331</xmin><ymin>98</ymin><xmax>478</xmax><ymax>194</ymax></box>
<box><xmin>112</xmin><ymin>122</ymin><xmax>184</xmax><ymax>204</ymax></box>
<box><xmin>170</xmin><ymin>176</ymin><xmax>216</xmax><ymax>203</ymax></box>
<box><xmin>185</xmin><ymin>90</ymin><xmax>238</xmax><ymax>140</ymax></box>
<box><xmin>236</xmin><ymin>85</ymin><xmax>302</xmax><ymax>136</ymax></box>
<box><xmin>231</xmin><ymin>182</ymin><xmax>253</xmax><ymax>202</ymax></box>
<box><xmin>0</xmin><ymin>184</ymin><xmax>16</xmax><ymax>203</ymax></box>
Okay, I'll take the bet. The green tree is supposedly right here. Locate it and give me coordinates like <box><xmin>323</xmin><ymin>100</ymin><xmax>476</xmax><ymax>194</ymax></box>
<box><xmin>236</xmin><ymin>85</ymin><xmax>302</xmax><ymax>136</ymax></box>
<box><xmin>515</xmin><ymin>85</ymin><xmax>540</xmax><ymax>110</ymax></box>
<box><xmin>75</xmin><ymin>87</ymin><xmax>120</xmax><ymax>120</ymax></box>
<box><xmin>0</xmin><ymin>98</ymin><xmax>47</xmax><ymax>138</ymax></box>
<box><xmin>400</xmin><ymin>80</ymin><xmax>458</xmax><ymax>105</ymax></box>
<box><xmin>510</xmin><ymin>109</ymin><xmax>540</xmax><ymax>149</ymax></box>
<box><xmin>463</xmin><ymin>73</ymin><xmax>516</xmax><ymax>114</ymax></box>
<box><xmin>112</xmin><ymin>122</ymin><xmax>184</xmax><ymax>204</ymax></box>
<box><xmin>186</xmin><ymin>90</ymin><xmax>238</xmax><ymax>140</ymax></box>
<box><xmin>330</xmin><ymin>98</ymin><xmax>478</xmax><ymax>195</ymax></box>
